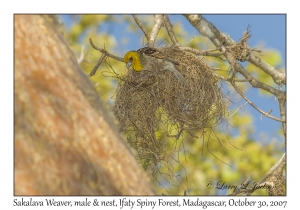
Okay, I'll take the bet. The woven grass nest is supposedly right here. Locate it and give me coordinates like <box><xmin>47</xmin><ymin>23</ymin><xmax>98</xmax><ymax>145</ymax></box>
<box><xmin>113</xmin><ymin>46</ymin><xmax>226</xmax><ymax>168</ymax></box>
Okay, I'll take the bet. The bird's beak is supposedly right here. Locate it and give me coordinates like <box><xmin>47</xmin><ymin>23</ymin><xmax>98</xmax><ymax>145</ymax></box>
<box><xmin>126</xmin><ymin>62</ymin><xmax>132</xmax><ymax>68</ymax></box>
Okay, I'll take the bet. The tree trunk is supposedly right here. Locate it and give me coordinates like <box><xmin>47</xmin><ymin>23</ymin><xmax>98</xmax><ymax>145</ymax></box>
<box><xmin>14</xmin><ymin>15</ymin><xmax>153</xmax><ymax>195</ymax></box>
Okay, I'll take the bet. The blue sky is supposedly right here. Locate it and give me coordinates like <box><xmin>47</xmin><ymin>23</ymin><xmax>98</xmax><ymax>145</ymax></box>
<box><xmin>59</xmin><ymin>14</ymin><xmax>286</xmax><ymax>143</ymax></box>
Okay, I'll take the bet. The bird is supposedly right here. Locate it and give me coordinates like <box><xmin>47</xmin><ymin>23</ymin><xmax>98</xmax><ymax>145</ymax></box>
<box><xmin>124</xmin><ymin>47</ymin><xmax>186</xmax><ymax>84</ymax></box>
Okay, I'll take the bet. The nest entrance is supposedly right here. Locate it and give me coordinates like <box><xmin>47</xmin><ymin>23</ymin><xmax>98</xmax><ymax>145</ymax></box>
<box><xmin>113</xmin><ymin>47</ymin><xmax>226</xmax><ymax>169</ymax></box>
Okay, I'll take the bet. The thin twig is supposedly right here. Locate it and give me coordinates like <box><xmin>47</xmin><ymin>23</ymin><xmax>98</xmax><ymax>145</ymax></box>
<box><xmin>206</xmin><ymin>129</ymin><xmax>231</xmax><ymax>167</ymax></box>
<box><xmin>167</xmin><ymin>127</ymin><xmax>184</xmax><ymax>140</ymax></box>
<box><xmin>89</xmin><ymin>38</ymin><xmax>125</xmax><ymax>77</ymax></box>
<box><xmin>227</xmin><ymin>101</ymin><xmax>249</xmax><ymax>119</ymax></box>
<box><xmin>132</xmin><ymin>15</ymin><xmax>150</xmax><ymax>40</ymax></box>
<box><xmin>213</xmin><ymin>72</ymin><xmax>248</xmax><ymax>82</ymax></box>
<box><xmin>179</xmin><ymin>46</ymin><xmax>226</xmax><ymax>60</ymax></box>
<box><xmin>230</xmin><ymin>81</ymin><xmax>284</xmax><ymax>122</ymax></box>
<box><xmin>89</xmin><ymin>53</ymin><xmax>106</xmax><ymax>77</ymax></box>
<box><xmin>163</xmin><ymin>15</ymin><xmax>179</xmax><ymax>47</ymax></box>
<box><xmin>89</xmin><ymin>38</ymin><xmax>124</xmax><ymax>62</ymax></box>
<box><xmin>202</xmin><ymin>48</ymin><xmax>222</xmax><ymax>53</ymax></box>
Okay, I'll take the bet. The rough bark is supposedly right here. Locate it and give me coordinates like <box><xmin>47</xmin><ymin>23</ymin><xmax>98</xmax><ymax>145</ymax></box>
<box><xmin>14</xmin><ymin>15</ymin><xmax>153</xmax><ymax>195</ymax></box>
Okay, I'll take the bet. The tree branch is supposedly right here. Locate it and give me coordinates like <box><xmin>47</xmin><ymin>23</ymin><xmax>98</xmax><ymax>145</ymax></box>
<box><xmin>89</xmin><ymin>38</ymin><xmax>124</xmax><ymax>77</ymax></box>
<box><xmin>89</xmin><ymin>53</ymin><xmax>106</xmax><ymax>77</ymax></box>
<box><xmin>229</xmin><ymin>153</ymin><xmax>286</xmax><ymax>196</ymax></box>
<box><xmin>89</xmin><ymin>38</ymin><xmax>123</xmax><ymax>62</ymax></box>
<box><xmin>132</xmin><ymin>15</ymin><xmax>150</xmax><ymax>40</ymax></box>
<box><xmin>148</xmin><ymin>15</ymin><xmax>164</xmax><ymax>47</ymax></box>
<box><xmin>225</xmin><ymin>51</ymin><xmax>285</xmax><ymax>100</ymax></box>
<box><xmin>163</xmin><ymin>15</ymin><xmax>180</xmax><ymax>47</ymax></box>
<box><xmin>248</xmin><ymin>54</ymin><xmax>286</xmax><ymax>85</ymax></box>
<box><xmin>260</xmin><ymin>153</ymin><xmax>286</xmax><ymax>183</ymax></box>
<box><xmin>278</xmin><ymin>98</ymin><xmax>286</xmax><ymax>143</ymax></box>
<box><xmin>179</xmin><ymin>46</ymin><xmax>226</xmax><ymax>60</ymax></box>
<box><xmin>230</xmin><ymin>81</ymin><xmax>285</xmax><ymax>122</ymax></box>
<box><xmin>183</xmin><ymin>14</ymin><xmax>286</xmax><ymax>86</ymax></box>
<box><xmin>212</xmin><ymin>72</ymin><xmax>248</xmax><ymax>82</ymax></box>
<box><xmin>15</xmin><ymin>14</ymin><xmax>153</xmax><ymax>195</ymax></box>
<box><xmin>183</xmin><ymin>14</ymin><xmax>235</xmax><ymax>47</ymax></box>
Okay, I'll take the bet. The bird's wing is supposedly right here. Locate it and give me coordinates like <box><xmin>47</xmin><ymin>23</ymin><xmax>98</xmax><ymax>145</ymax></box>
<box><xmin>139</xmin><ymin>47</ymin><xmax>180</xmax><ymax>65</ymax></box>
<box><xmin>138</xmin><ymin>47</ymin><xmax>165</xmax><ymax>59</ymax></box>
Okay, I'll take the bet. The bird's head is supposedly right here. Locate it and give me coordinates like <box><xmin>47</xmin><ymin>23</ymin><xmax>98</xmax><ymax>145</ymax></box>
<box><xmin>124</xmin><ymin>51</ymin><xmax>143</xmax><ymax>71</ymax></box>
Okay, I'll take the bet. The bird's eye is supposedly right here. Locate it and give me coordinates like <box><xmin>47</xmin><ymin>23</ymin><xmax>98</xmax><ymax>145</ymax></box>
<box><xmin>129</xmin><ymin>57</ymin><xmax>133</xmax><ymax>62</ymax></box>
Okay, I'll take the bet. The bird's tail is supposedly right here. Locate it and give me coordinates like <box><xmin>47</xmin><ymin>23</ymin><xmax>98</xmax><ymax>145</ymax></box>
<box><xmin>164</xmin><ymin>62</ymin><xmax>186</xmax><ymax>84</ymax></box>
<box><xmin>172</xmin><ymin>69</ymin><xmax>186</xmax><ymax>84</ymax></box>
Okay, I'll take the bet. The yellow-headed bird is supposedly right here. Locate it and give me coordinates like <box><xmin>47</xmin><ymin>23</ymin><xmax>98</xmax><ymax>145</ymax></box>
<box><xmin>124</xmin><ymin>47</ymin><xmax>186</xmax><ymax>84</ymax></box>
